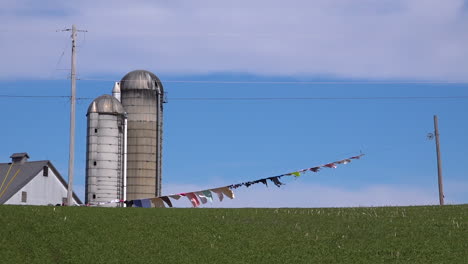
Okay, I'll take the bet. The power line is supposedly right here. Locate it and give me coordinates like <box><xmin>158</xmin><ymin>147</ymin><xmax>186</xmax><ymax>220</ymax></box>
<box><xmin>1</xmin><ymin>82</ymin><xmax>466</xmax><ymax>93</ymax></box>
<box><xmin>77</xmin><ymin>79</ymin><xmax>468</xmax><ymax>85</ymax></box>
<box><xmin>163</xmin><ymin>81</ymin><xmax>468</xmax><ymax>85</ymax></box>
<box><xmin>0</xmin><ymin>95</ymin><xmax>69</xmax><ymax>98</ymax></box>
<box><xmin>0</xmin><ymin>77</ymin><xmax>452</xmax><ymax>85</ymax></box>
<box><xmin>2</xmin><ymin>79</ymin><xmax>468</xmax><ymax>85</ymax></box>
<box><xmin>167</xmin><ymin>96</ymin><xmax>468</xmax><ymax>101</ymax></box>
<box><xmin>1</xmin><ymin>95</ymin><xmax>468</xmax><ymax>101</ymax></box>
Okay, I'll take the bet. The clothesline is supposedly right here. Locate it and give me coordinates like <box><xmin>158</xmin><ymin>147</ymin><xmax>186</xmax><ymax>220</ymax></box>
<box><xmin>91</xmin><ymin>154</ymin><xmax>364</xmax><ymax>208</ymax></box>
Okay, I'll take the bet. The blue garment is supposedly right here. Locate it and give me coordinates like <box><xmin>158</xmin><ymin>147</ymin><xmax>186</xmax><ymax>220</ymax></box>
<box><xmin>133</xmin><ymin>200</ymin><xmax>142</xmax><ymax>207</ymax></box>
<box><xmin>141</xmin><ymin>199</ymin><xmax>152</xmax><ymax>208</ymax></box>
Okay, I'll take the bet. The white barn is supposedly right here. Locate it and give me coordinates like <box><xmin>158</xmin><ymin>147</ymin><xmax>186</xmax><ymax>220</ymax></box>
<box><xmin>0</xmin><ymin>153</ymin><xmax>81</xmax><ymax>206</ymax></box>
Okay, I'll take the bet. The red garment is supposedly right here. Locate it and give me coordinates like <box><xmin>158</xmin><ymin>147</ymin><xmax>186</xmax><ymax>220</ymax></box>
<box><xmin>185</xmin><ymin>193</ymin><xmax>200</xmax><ymax>207</ymax></box>
<box><xmin>323</xmin><ymin>163</ymin><xmax>337</xmax><ymax>168</ymax></box>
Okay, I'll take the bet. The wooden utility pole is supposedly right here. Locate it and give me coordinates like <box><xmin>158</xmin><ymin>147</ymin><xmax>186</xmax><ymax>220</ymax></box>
<box><xmin>433</xmin><ymin>115</ymin><xmax>444</xmax><ymax>205</ymax></box>
<box><xmin>62</xmin><ymin>25</ymin><xmax>86</xmax><ymax>206</ymax></box>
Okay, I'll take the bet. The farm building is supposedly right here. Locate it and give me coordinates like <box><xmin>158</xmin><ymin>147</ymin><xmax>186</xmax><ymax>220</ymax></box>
<box><xmin>0</xmin><ymin>153</ymin><xmax>81</xmax><ymax>206</ymax></box>
<box><xmin>85</xmin><ymin>69</ymin><xmax>165</xmax><ymax>206</ymax></box>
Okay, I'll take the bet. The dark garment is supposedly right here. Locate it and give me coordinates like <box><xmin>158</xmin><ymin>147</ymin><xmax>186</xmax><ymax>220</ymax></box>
<box><xmin>310</xmin><ymin>167</ymin><xmax>320</xmax><ymax>172</ymax></box>
<box><xmin>268</xmin><ymin>176</ymin><xmax>284</xmax><ymax>187</ymax></box>
<box><xmin>160</xmin><ymin>196</ymin><xmax>173</xmax><ymax>208</ymax></box>
<box><xmin>259</xmin><ymin>178</ymin><xmax>268</xmax><ymax>186</ymax></box>
<box><xmin>124</xmin><ymin>200</ymin><xmax>134</xmax><ymax>207</ymax></box>
<box><xmin>245</xmin><ymin>181</ymin><xmax>254</xmax><ymax>187</ymax></box>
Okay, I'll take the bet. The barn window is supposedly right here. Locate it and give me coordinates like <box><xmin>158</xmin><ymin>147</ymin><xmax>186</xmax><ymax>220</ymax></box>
<box><xmin>94</xmin><ymin>128</ymin><xmax>98</xmax><ymax>133</ymax></box>
<box><xmin>92</xmin><ymin>194</ymin><xmax>96</xmax><ymax>199</ymax></box>
<box><xmin>93</xmin><ymin>161</ymin><xmax>97</xmax><ymax>166</ymax></box>
<box><xmin>43</xmin><ymin>166</ymin><xmax>48</xmax><ymax>176</ymax></box>
<box><xmin>21</xmin><ymin>191</ymin><xmax>27</xmax><ymax>202</ymax></box>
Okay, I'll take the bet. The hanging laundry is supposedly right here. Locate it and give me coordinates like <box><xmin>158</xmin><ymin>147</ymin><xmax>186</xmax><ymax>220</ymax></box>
<box><xmin>150</xmin><ymin>198</ymin><xmax>166</xmax><ymax>208</ymax></box>
<box><xmin>185</xmin><ymin>193</ymin><xmax>200</xmax><ymax>207</ymax></box>
<box><xmin>119</xmin><ymin>154</ymin><xmax>363</xmax><ymax>209</ymax></box>
<box><xmin>268</xmin><ymin>176</ymin><xmax>284</xmax><ymax>187</ymax></box>
<box><xmin>258</xmin><ymin>178</ymin><xmax>268</xmax><ymax>186</ymax></box>
<box><xmin>202</xmin><ymin>190</ymin><xmax>213</xmax><ymax>202</ymax></box>
<box><xmin>195</xmin><ymin>192</ymin><xmax>208</xmax><ymax>204</ymax></box>
<box><xmin>310</xmin><ymin>167</ymin><xmax>320</xmax><ymax>172</ymax></box>
<box><xmin>133</xmin><ymin>200</ymin><xmax>143</xmax><ymax>208</ymax></box>
<box><xmin>124</xmin><ymin>200</ymin><xmax>134</xmax><ymax>207</ymax></box>
<box><xmin>291</xmin><ymin>172</ymin><xmax>301</xmax><ymax>177</ymax></box>
<box><xmin>211</xmin><ymin>188</ymin><xmax>224</xmax><ymax>202</ymax></box>
<box><xmin>169</xmin><ymin>194</ymin><xmax>182</xmax><ymax>200</ymax></box>
<box><xmin>160</xmin><ymin>196</ymin><xmax>173</xmax><ymax>207</ymax></box>
<box><xmin>141</xmin><ymin>199</ymin><xmax>152</xmax><ymax>208</ymax></box>
<box><xmin>213</xmin><ymin>186</ymin><xmax>235</xmax><ymax>199</ymax></box>
<box><xmin>244</xmin><ymin>181</ymin><xmax>254</xmax><ymax>187</ymax></box>
<box><xmin>229</xmin><ymin>183</ymin><xmax>243</xmax><ymax>189</ymax></box>
<box><xmin>336</xmin><ymin>159</ymin><xmax>351</xmax><ymax>164</ymax></box>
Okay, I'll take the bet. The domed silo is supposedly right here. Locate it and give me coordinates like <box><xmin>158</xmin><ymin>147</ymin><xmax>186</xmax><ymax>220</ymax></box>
<box><xmin>85</xmin><ymin>94</ymin><xmax>127</xmax><ymax>206</ymax></box>
<box><xmin>120</xmin><ymin>70</ymin><xmax>164</xmax><ymax>200</ymax></box>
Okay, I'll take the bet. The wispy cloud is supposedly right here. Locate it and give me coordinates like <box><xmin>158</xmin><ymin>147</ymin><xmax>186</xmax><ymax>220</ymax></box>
<box><xmin>72</xmin><ymin>179</ymin><xmax>465</xmax><ymax>207</ymax></box>
<box><xmin>1</xmin><ymin>0</ymin><xmax>468</xmax><ymax>80</ymax></box>
<box><xmin>162</xmin><ymin>182</ymin><xmax>446</xmax><ymax>208</ymax></box>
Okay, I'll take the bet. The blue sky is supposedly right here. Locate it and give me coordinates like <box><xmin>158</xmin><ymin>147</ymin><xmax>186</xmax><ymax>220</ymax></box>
<box><xmin>0</xmin><ymin>0</ymin><xmax>467</xmax><ymax>207</ymax></box>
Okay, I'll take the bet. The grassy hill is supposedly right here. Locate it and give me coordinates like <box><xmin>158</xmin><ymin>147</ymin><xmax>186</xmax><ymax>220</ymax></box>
<box><xmin>0</xmin><ymin>205</ymin><xmax>466</xmax><ymax>263</ymax></box>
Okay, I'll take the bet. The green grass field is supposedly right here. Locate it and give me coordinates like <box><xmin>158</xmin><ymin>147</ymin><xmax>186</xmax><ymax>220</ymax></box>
<box><xmin>0</xmin><ymin>205</ymin><xmax>466</xmax><ymax>263</ymax></box>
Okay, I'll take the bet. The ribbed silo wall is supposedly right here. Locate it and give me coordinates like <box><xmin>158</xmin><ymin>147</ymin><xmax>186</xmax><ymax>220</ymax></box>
<box><xmin>121</xmin><ymin>89</ymin><xmax>162</xmax><ymax>200</ymax></box>
<box><xmin>85</xmin><ymin>113</ymin><xmax>124</xmax><ymax>206</ymax></box>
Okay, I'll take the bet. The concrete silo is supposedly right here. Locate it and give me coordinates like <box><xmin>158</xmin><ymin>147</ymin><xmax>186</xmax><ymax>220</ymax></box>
<box><xmin>85</xmin><ymin>94</ymin><xmax>127</xmax><ymax>206</ymax></box>
<box><xmin>120</xmin><ymin>70</ymin><xmax>164</xmax><ymax>200</ymax></box>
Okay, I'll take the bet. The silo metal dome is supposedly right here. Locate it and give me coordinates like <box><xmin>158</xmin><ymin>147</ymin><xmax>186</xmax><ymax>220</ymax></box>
<box><xmin>87</xmin><ymin>94</ymin><xmax>125</xmax><ymax>115</ymax></box>
<box><xmin>120</xmin><ymin>69</ymin><xmax>164</xmax><ymax>200</ymax></box>
<box><xmin>120</xmin><ymin>70</ymin><xmax>164</xmax><ymax>92</ymax></box>
<box><xmin>85</xmin><ymin>94</ymin><xmax>126</xmax><ymax>207</ymax></box>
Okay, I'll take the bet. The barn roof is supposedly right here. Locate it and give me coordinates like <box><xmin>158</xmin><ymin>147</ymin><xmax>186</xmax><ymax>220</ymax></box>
<box><xmin>0</xmin><ymin>160</ymin><xmax>82</xmax><ymax>205</ymax></box>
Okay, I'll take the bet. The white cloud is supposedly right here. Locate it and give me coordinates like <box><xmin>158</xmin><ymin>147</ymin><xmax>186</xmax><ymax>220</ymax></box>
<box><xmin>1</xmin><ymin>0</ymin><xmax>468</xmax><ymax>80</ymax></box>
<box><xmin>162</xmin><ymin>181</ymin><xmax>443</xmax><ymax>208</ymax></box>
<box><xmin>72</xmin><ymin>179</ymin><xmax>466</xmax><ymax>207</ymax></box>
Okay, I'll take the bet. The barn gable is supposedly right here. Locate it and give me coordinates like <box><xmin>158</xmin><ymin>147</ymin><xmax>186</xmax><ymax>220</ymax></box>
<box><xmin>0</xmin><ymin>154</ymin><xmax>82</xmax><ymax>205</ymax></box>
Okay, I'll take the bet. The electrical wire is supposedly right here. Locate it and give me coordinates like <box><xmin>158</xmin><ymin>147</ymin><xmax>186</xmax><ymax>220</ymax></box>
<box><xmin>49</xmin><ymin>32</ymin><xmax>71</xmax><ymax>80</ymax></box>
<box><xmin>1</xmin><ymin>95</ymin><xmax>468</xmax><ymax>101</ymax></box>
<box><xmin>0</xmin><ymin>95</ymin><xmax>70</xmax><ymax>98</ymax></box>
<box><xmin>76</xmin><ymin>79</ymin><xmax>468</xmax><ymax>85</ymax></box>
<box><xmin>167</xmin><ymin>96</ymin><xmax>468</xmax><ymax>101</ymax></box>
<box><xmin>2</xmin><ymin>79</ymin><xmax>468</xmax><ymax>85</ymax></box>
